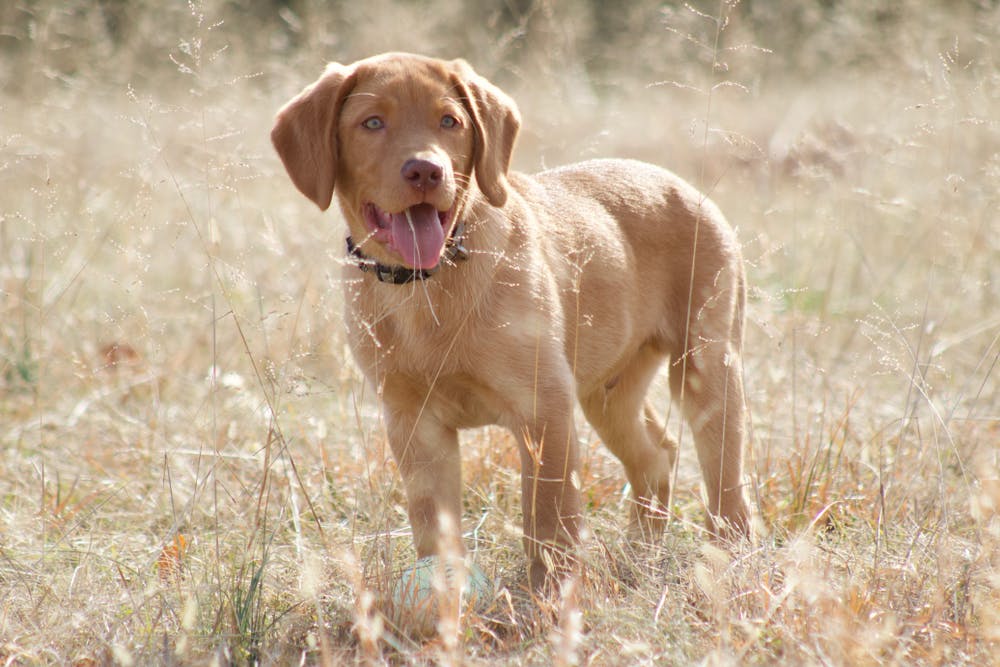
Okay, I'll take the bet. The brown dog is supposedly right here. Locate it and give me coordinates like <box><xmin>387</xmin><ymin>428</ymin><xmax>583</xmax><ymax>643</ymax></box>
<box><xmin>272</xmin><ymin>53</ymin><xmax>750</xmax><ymax>590</ymax></box>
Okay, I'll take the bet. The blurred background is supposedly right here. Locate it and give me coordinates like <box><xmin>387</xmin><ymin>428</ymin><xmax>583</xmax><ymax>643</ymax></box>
<box><xmin>1</xmin><ymin>1</ymin><xmax>998</xmax><ymax>663</ymax></box>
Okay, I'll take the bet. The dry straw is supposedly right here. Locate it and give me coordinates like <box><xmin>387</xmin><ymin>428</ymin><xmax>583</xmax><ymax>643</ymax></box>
<box><xmin>0</xmin><ymin>0</ymin><xmax>997</xmax><ymax>664</ymax></box>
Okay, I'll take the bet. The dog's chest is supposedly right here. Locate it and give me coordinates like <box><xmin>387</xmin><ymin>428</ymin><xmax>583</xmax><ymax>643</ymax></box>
<box><xmin>346</xmin><ymin>292</ymin><xmax>541</xmax><ymax>425</ymax></box>
<box><xmin>352</xmin><ymin>325</ymin><xmax>506</xmax><ymax>428</ymax></box>
<box><xmin>345</xmin><ymin>294</ymin><xmax>474</xmax><ymax>377</ymax></box>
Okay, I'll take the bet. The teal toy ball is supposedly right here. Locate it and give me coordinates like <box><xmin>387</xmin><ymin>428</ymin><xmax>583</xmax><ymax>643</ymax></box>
<box><xmin>389</xmin><ymin>557</ymin><xmax>493</xmax><ymax>635</ymax></box>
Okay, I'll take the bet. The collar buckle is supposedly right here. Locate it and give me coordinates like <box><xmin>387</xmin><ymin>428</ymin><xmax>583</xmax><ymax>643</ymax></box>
<box><xmin>443</xmin><ymin>222</ymin><xmax>469</xmax><ymax>263</ymax></box>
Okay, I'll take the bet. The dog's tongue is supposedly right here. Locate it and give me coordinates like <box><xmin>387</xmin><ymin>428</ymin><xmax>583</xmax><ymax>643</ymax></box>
<box><xmin>389</xmin><ymin>203</ymin><xmax>445</xmax><ymax>270</ymax></box>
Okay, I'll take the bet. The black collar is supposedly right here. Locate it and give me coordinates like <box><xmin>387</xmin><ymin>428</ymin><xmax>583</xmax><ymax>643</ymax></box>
<box><xmin>346</xmin><ymin>223</ymin><xmax>469</xmax><ymax>284</ymax></box>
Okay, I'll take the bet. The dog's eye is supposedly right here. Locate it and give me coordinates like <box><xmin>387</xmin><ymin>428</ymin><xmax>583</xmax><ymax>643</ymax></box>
<box><xmin>440</xmin><ymin>114</ymin><xmax>461</xmax><ymax>129</ymax></box>
<box><xmin>362</xmin><ymin>116</ymin><xmax>385</xmax><ymax>130</ymax></box>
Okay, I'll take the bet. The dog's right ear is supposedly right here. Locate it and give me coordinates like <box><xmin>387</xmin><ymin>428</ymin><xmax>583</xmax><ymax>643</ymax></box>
<box><xmin>271</xmin><ymin>63</ymin><xmax>355</xmax><ymax>211</ymax></box>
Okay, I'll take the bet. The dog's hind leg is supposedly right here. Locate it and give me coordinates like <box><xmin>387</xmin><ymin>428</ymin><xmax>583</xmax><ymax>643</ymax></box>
<box><xmin>669</xmin><ymin>271</ymin><xmax>751</xmax><ymax>540</ymax></box>
<box><xmin>581</xmin><ymin>343</ymin><xmax>678</xmax><ymax>543</ymax></box>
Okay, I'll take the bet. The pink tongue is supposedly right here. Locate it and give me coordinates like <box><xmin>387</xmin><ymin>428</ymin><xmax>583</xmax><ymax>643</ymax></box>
<box><xmin>389</xmin><ymin>203</ymin><xmax>445</xmax><ymax>270</ymax></box>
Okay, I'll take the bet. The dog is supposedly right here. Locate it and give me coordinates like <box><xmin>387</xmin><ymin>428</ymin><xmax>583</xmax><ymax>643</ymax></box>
<box><xmin>272</xmin><ymin>53</ymin><xmax>750</xmax><ymax>590</ymax></box>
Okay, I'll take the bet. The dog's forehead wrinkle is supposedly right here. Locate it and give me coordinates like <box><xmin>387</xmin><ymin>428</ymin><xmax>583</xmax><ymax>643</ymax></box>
<box><xmin>442</xmin><ymin>83</ymin><xmax>467</xmax><ymax>100</ymax></box>
<box><xmin>441</xmin><ymin>96</ymin><xmax>472</xmax><ymax>120</ymax></box>
<box><xmin>358</xmin><ymin>63</ymin><xmax>457</xmax><ymax>98</ymax></box>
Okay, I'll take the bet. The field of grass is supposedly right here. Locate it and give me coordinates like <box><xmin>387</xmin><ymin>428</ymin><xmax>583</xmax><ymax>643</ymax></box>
<box><xmin>1</xmin><ymin>0</ymin><xmax>998</xmax><ymax>664</ymax></box>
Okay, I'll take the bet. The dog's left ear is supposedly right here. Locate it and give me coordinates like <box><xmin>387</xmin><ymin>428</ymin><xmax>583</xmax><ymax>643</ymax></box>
<box><xmin>451</xmin><ymin>60</ymin><xmax>521</xmax><ymax>208</ymax></box>
<box><xmin>271</xmin><ymin>62</ymin><xmax>355</xmax><ymax>211</ymax></box>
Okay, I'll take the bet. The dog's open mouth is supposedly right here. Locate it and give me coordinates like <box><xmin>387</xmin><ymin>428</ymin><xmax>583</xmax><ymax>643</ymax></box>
<box><xmin>362</xmin><ymin>202</ymin><xmax>455</xmax><ymax>270</ymax></box>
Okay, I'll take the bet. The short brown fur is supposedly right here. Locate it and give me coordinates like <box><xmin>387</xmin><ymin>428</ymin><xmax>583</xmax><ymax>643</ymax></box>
<box><xmin>272</xmin><ymin>53</ymin><xmax>751</xmax><ymax>590</ymax></box>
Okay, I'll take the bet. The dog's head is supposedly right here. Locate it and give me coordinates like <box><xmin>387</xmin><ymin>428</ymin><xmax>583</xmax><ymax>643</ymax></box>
<box><xmin>271</xmin><ymin>52</ymin><xmax>520</xmax><ymax>271</ymax></box>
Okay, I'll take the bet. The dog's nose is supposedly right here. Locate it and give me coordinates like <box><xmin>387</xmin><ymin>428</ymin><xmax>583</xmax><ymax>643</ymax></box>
<box><xmin>401</xmin><ymin>159</ymin><xmax>443</xmax><ymax>192</ymax></box>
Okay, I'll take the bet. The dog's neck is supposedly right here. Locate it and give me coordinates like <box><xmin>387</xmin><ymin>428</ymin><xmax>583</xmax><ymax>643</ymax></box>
<box><xmin>345</xmin><ymin>222</ymin><xmax>470</xmax><ymax>285</ymax></box>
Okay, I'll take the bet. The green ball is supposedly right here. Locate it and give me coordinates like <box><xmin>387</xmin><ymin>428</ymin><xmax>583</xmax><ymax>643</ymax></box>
<box><xmin>390</xmin><ymin>557</ymin><xmax>493</xmax><ymax>634</ymax></box>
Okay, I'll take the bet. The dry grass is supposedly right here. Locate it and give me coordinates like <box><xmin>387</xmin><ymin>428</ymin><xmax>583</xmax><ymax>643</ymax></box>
<box><xmin>1</xmin><ymin>0</ymin><xmax>998</xmax><ymax>664</ymax></box>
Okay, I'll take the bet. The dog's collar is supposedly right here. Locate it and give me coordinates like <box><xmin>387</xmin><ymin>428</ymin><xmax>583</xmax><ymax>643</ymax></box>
<box><xmin>346</xmin><ymin>222</ymin><xmax>470</xmax><ymax>285</ymax></box>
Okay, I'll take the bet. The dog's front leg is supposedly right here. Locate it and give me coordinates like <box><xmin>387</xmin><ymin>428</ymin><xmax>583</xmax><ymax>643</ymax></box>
<box><xmin>512</xmin><ymin>387</ymin><xmax>583</xmax><ymax>592</ymax></box>
<box><xmin>384</xmin><ymin>404</ymin><xmax>463</xmax><ymax>559</ymax></box>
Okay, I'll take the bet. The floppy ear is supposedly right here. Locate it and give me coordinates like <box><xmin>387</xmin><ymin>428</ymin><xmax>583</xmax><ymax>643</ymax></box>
<box><xmin>271</xmin><ymin>62</ymin><xmax>355</xmax><ymax>211</ymax></box>
<box><xmin>451</xmin><ymin>60</ymin><xmax>521</xmax><ymax>208</ymax></box>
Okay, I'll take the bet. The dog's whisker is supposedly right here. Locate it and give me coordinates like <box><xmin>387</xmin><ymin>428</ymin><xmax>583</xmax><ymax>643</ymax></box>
<box><xmin>357</xmin><ymin>228</ymin><xmax>380</xmax><ymax>246</ymax></box>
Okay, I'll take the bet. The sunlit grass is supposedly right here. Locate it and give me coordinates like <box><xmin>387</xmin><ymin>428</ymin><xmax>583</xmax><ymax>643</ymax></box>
<box><xmin>1</xmin><ymin>0</ymin><xmax>997</xmax><ymax>664</ymax></box>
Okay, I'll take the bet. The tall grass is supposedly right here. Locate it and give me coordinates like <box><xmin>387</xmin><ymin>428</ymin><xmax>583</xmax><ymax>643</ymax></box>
<box><xmin>1</xmin><ymin>0</ymin><xmax>997</xmax><ymax>664</ymax></box>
